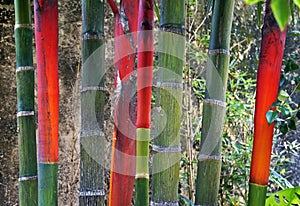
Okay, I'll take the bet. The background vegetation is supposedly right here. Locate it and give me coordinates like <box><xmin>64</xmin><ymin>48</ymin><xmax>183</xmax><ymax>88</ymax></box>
<box><xmin>0</xmin><ymin>0</ymin><xmax>299</xmax><ymax>205</ymax></box>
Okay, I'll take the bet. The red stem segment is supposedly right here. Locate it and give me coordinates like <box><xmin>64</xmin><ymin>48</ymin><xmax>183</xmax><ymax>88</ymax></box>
<box><xmin>249</xmin><ymin>2</ymin><xmax>287</xmax><ymax>205</ymax></box>
<box><xmin>109</xmin><ymin>1</ymin><xmax>139</xmax><ymax>205</ymax></box>
<box><xmin>34</xmin><ymin>0</ymin><xmax>59</xmax><ymax>166</ymax></box>
<box><xmin>107</xmin><ymin>0</ymin><xmax>119</xmax><ymax>15</ymax></box>
<box><xmin>250</xmin><ymin>0</ymin><xmax>287</xmax><ymax>191</ymax></box>
<box><xmin>34</xmin><ymin>0</ymin><xmax>59</xmax><ymax>204</ymax></box>
<box><xmin>136</xmin><ymin>0</ymin><xmax>154</xmax><ymax>129</ymax></box>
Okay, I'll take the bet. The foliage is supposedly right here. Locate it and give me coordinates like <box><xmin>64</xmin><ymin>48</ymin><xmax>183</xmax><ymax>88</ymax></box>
<box><xmin>266</xmin><ymin>57</ymin><xmax>300</xmax><ymax>135</ymax></box>
<box><xmin>220</xmin><ymin>70</ymin><xmax>256</xmax><ymax>205</ymax></box>
<box><xmin>266</xmin><ymin>187</ymin><xmax>300</xmax><ymax>205</ymax></box>
<box><xmin>2</xmin><ymin>0</ymin><xmax>300</xmax><ymax>204</ymax></box>
<box><xmin>270</xmin><ymin>126</ymin><xmax>300</xmax><ymax>194</ymax></box>
<box><xmin>186</xmin><ymin>2</ymin><xmax>299</xmax><ymax>204</ymax></box>
<box><xmin>267</xmin><ymin>54</ymin><xmax>300</xmax><ymax>200</ymax></box>
<box><xmin>246</xmin><ymin>0</ymin><xmax>300</xmax><ymax>31</ymax></box>
<box><xmin>269</xmin><ymin>169</ymin><xmax>294</xmax><ymax>190</ymax></box>
<box><xmin>246</xmin><ymin>0</ymin><xmax>264</xmax><ymax>3</ymax></box>
<box><xmin>270</xmin><ymin>0</ymin><xmax>290</xmax><ymax>31</ymax></box>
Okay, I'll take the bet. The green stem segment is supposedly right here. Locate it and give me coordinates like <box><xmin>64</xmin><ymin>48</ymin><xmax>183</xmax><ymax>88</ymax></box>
<box><xmin>38</xmin><ymin>163</ymin><xmax>58</xmax><ymax>205</ymax></box>
<box><xmin>14</xmin><ymin>0</ymin><xmax>38</xmax><ymax>205</ymax></box>
<box><xmin>135</xmin><ymin>129</ymin><xmax>150</xmax><ymax>206</ymax></box>
<box><xmin>195</xmin><ymin>0</ymin><xmax>235</xmax><ymax>205</ymax></box>
<box><xmin>248</xmin><ymin>183</ymin><xmax>267</xmax><ymax>206</ymax></box>
<box><xmin>136</xmin><ymin>129</ymin><xmax>150</xmax><ymax>176</ymax></box>
<box><xmin>79</xmin><ymin>0</ymin><xmax>105</xmax><ymax>205</ymax></box>
<box><xmin>151</xmin><ymin>0</ymin><xmax>185</xmax><ymax>204</ymax></box>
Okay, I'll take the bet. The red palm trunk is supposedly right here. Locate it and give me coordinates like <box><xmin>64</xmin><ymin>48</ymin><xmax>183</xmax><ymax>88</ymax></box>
<box><xmin>136</xmin><ymin>0</ymin><xmax>154</xmax><ymax>130</ymax></box>
<box><xmin>34</xmin><ymin>0</ymin><xmax>59</xmax><ymax>204</ymax></box>
<box><xmin>249</xmin><ymin>0</ymin><xmax>287</xmax><ymax>204</ymax></box>
<box><xmin>108</xmin><ymin>1</ymin><xmax>139</xmax><ymax>205</ymax></box>
<box><xmin>135</xmin><ymin>0</ymin><xmax>154</xmax><ymax>204</ymax></box>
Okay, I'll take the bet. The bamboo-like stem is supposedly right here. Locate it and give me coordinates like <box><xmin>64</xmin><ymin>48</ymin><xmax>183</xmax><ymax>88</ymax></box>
<box><xmin>14</xmin><ymin>0</ymin><xmax>38</xmax><ymax>204</ymax></box>
<box><xmin>195</xmin><ymin>0</ymin><xmax>235</xmax><ymax>205</ymax></box>
<box><xmin>151</xmin><ymin>0</ymin><xmax>185</xmax><ymax>205</ymax></box>
<box><xmin>79</xmin><ymin>0</ymin><xmax>106</xmax><ymax>205</ymax></box>
<box><xmin>135</xmin><ymin>0</ymin><xmax>154</xmax><ymax>205</ymax></box>
<box><xmin>108</xmin><ymin>0</ymin><xmax>139</xmax><ymax>205</ymax></box>
<box><xmin>248</xmin><ymin>1</ymin><xmax>287</xmax><ymax>205</ymax></box>
<box><xmin>33</xmin><ymin>0</ymin><xmax>59</xmax><ymax>205</ymax></box>
<box><xmin>248</xmin><ymin>183</ymin><xmax>267</xmax><ymax>205</ymax></box>
<box><xmin>107</xmin><ymin>0</ymin><xmax>119</xmax><ymax>15</ymax></box>
<box><xmin>135</xmin><ymin>129</ymin><xmax>150</xmax><ymax>205</ymax></box>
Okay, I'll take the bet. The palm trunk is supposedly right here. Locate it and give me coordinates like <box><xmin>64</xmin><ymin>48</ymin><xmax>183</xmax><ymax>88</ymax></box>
<box><xmin>14</xmin><ymin>0</ymin><xmax>38</xmax><ymax>204</ymax></box>
<box><xmin>195</xmin><ymin>0</ymin><xmax>235</xmax><ymax>205</ymax></box>
<box><xmin>135</xmin><ymin>0</ymin><xmax>154</xmax><ymax>205</ymax></box>
<box><xmin>34</xmin><ymin>0</ymin><xmax>59</xmax><ymax>205</ymax></box>
<box><xmin>108</xmin><ymin>1</ymin><xmax>139</xmax><ymax>205</ymax></box>
<box><xmin>79</xmin><ymin>0</ymin><xmax>106</xmax><ymax>205</ymax></box>
<box><xmin>151</xmin><ymin>0</ymin><xmax>185</xmax><ymax>205</ymax></box>
<box><xmin>248</xmin><ymin>1</ymin><xmax>287</xmax><ymax>205</ymax></box>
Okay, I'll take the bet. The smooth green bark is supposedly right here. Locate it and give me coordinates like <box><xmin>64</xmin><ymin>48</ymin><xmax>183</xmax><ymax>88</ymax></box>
<box><xmin>135</xmin><ymin>128</ymin><xmax>150</xmax><ymax>206</ymax></box>
<box><xmin>79</xmin><ymin>0</ymin><xmax>105</xmax><ymax>205</ymax></box>
<box><xmin>248</xmin><ymin>183</ymin><xmax>267</xmax><ymax>206</ymax></box>
<box><xmin>14</xmin><ymin>0</ymin><xmax>31</xmax><ymax>24</ymax></box>
<box><xmin>151</xmin><ymin>0</ymin><xmax>185</xmax><ymax>204</ymax></box>
<box><xmin>136</xmin><ymin>129</ymin><xmax>150</xmax><ymax>175</ymax></box>
<box><xmin>195</xmin><ymin>0</ymin><xmax>235</xmax><ymax>205</ymax></box>
<box><xmin>38</xmin><ymin>163</ymin><xmax>58</xmax><ymax>206</ymax></box>
<box><xmin>135</xmin><ymin>179</ymin><xmax>149</xmax><ymax>206</ymax></box>
<box><xmin>14</xmin><ymin>0</ymin><xmax>38</xmax><ymax>205</ymax></box>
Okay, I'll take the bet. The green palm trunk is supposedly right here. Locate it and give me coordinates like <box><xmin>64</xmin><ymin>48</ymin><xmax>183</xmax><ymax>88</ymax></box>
<box><xmin>79</xmin><ymin>0</ymin><xmax>106</xmax><ymax>205</ymax></box>
<box><xmin>151</xmin><ymin>0</ymin><xmax>185</xmax><ymax>205</ymax></box>
<box><xmin>14</xmin><ymin>0</ymin><xmax>38</xmax><ymax>205</ymax></box>
<box><xmin>195</xmin><ymin>0</ymin><xmax>235</xmax><ymax>205</ymax></box>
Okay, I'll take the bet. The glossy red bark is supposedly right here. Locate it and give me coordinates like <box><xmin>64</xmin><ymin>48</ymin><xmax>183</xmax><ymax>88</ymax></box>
<box><xmin>136</xmin><ymin>0</ymin><xmax>154</xmax><ymax>129</ymax></box>
<box><xmin>34</xmin><ymin>0</ymin><xmax>59</xmax><ymax>163</ymax></box>
<box><xmin>250</xmin><ymin>0</ymin><xmax>287</xmax><ymax>186</ymax></box>
<box><xmin>109</xmin><ymin>1</ymin><xmax>139</xmax><ymax>205</ymax></box>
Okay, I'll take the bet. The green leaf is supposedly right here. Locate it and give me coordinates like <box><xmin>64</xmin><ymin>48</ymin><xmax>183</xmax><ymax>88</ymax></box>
<box><xmin>294</xmin><ymin>0</ymin><xmax>300</xmax><ymax>8</ymax></box>
<box><xmin>280</xmin><ymin>106</ymin><xmax>291</xmax><ymax>118</ymax></box>
<box><xmin>296</xmin><ymin>110</ymin><xmax>300</xmax><ymax>119</ymax></box>
<box><xmin>271</xmin><ymin>101</ymin><xmax>281</xmax><ymax>108</ymax></box>
<box><xmin>296</xmin><ymin>76</ymin><xmax>300</xmax><ymax>84</ymax></box>
<box><xmin>270</xmin><ymin>169</ymin><xmax>294</xmax><ymax>189</ymax></box>
<box><xmin>257</xmin><ymin>2</ymin><xmax>263</xmax><ymax>26</ymax></box>
<box><xmin>278</xmin><ymin>90</ymin><xmax>290</xmax><ymax>101</ymax></box>
<box><xmin>266</xmin><ymin>110</ymin><xmax>278</xmax><ymax>125</ymax></box>
<box><xmin>271</xmin><ymin>0</ymin><xmax>290</xmax><ymax>31</ymax></box>
<box><xmin>295</xmin><ymin>82</ymin><xmax>300</xmax><ymax>93</ymax></box>
<box><xmin>154</xmin><ymin>1</ymin><xmax>160</xmax><ymax>22</ymax></box>
<box><xmin>280</xmin><ymin>74</ymin><xmax>286</xmax><ymax>89</ymax></box>
<box><xmin>288</xmin><ymin>118</ymin><xmax>297</xmax><ymax>130</ymax></box>
<box><xmin>290</xmin><ymin>0</ymin><xmax>295</xmax><ymax>24</ymax></box>
<box><xmin>266</xmin><ymin>187</ymin><xmax>300</xmax><ymax>205</ymax></box>
<box><xmin>285</xmin><ymin>59</ymin><xmax>299</xmax><ymax>73</ymax></box>
<box><xmin>178</xmin><ymin>194</ymin><xmax>193</xmax><ymax>206</ymax></box>
<box><xmin>279</xmin><ymin>123</ymin><xmax>289</xmax><ymax>135</ymax></box>
<box><xmin>246</xmin><ymin>0</ymin><xmax>264</xmax><ymax>4</ymax></box>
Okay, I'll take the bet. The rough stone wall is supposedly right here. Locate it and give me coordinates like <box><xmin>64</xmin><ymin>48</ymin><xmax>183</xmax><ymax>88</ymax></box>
<box><xmin>0</xmin><ymin>1</ymin><xmax>19</xmax><ymax>205</ymax></box>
